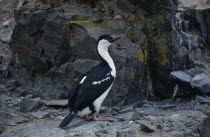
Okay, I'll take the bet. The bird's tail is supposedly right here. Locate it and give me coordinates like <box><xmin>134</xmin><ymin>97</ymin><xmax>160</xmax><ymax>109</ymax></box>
<box><xmin>59</xmin><ymin>112</ymin><xmax>75</xmax><ymax>128</ymax></box>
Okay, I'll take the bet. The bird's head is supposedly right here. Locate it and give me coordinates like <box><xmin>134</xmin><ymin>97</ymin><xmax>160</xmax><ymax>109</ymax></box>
<box><xmin>97</xmin><ymin>34</ymin><xmax>121</xmax><ymax>49</ymax></box>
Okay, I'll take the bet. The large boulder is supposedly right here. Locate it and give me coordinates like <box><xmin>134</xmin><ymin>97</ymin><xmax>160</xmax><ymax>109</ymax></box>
<box><xmin>198</xmin><ymin>115</ymin><xmax>210</xmax><ymax>137</ymax></box>
<box><xmin>191</xmin><ymin>73</ymin><xmax>210</xmax><ymax>94</ymax></box>
<box><xmin>170</xmin><ymin>68</ymin><xmax>210</xmax><ymax>95</ymax></box>
<box><xmin>10</xmin><ymin>2</ymin><xmax>146</xmax><ymax>105</ymax></box>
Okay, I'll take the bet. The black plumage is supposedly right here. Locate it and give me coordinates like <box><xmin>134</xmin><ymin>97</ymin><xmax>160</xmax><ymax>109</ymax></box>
<box><xmin>59</xmin><ymin>35</ymin><xmax>121</xmax><ymax>128</ymax></box>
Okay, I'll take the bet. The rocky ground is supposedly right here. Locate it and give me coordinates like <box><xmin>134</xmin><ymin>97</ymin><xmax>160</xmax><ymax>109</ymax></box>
<box><xmin>0</xmin><ymin>81</ymin><xmax>210</xmax><ymax>137</ymax></box>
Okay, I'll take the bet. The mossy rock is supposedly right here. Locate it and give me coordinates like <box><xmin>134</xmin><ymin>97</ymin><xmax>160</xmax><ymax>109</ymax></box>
<box><xmin>40</xmin><ymin>0</ymin><xmax>64</xmax><ymax>7</ymax></box>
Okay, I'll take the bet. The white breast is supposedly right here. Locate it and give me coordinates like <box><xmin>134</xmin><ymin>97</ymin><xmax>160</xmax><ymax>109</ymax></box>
<box><xmin>77</xmin><ymin>84</ymin><xmax>113</xmax><ymax>117</ymax></box>
<box><xmin>93</xmin><ymin>84</ymin><xmax>113</xmax><ymax>113</ymax></box>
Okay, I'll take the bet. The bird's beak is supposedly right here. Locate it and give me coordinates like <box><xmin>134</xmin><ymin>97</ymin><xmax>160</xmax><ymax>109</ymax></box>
<box><xmin>111</xmin><ymin>35</ymin><xmax>121</xmax><ymax>42</ymax></box>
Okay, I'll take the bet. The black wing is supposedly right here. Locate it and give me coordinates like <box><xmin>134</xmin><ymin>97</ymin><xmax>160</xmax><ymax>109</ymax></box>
<box><xmin>68</xmin><ymin>62</ymin><xmax>114</xmax><ymax>111</ymax></box>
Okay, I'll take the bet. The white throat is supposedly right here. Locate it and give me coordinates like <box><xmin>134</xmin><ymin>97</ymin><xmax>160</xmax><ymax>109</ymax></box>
<box><xmin>97</xmin><ymin>40</ymin><xmax>116</xmax><ymax>77</ymax></box>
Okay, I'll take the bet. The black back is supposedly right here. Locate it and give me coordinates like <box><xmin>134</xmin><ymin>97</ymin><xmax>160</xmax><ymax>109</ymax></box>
<box><xmin>68</xmin><ymin>61</ymin><xmax>114</xmax><ymax>112</ymax></box>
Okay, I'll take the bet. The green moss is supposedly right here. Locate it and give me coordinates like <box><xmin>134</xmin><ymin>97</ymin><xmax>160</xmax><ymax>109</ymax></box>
<box><xmin>151</xmin><ymin>35</ymin><xmax>169</xmax><ymax>68</ymax></box>
<box><xmin>128</xmin><ymin>14</ymin><xmax>140</xmax><ymax>26</ymax></box>
<box><xmin>143</xmin><ymin>14</ymin><xmax>169</xmax><ymax>69</ymax></box>
<box><xmin>139</xmin><ymin>74</ymin><xmax>144</xmax><ymax>84</ymax></box>
<box><xmin>135</xmin><ymin>50</ymin><xmax>144</xmax><ymax>62</ymax></box>
<box><xmin>129</xmin><ymin>72</ymin><xmax>135</xmax><ymax>79</ymax></box>
<box><xmin>64</xmin><ymin>16</ymin><xmax>90</xmax><ymax>25</ymax></box>
<box><xmin>26</xmin><ymin>2</ymin><xmax>51</xmax><ymax>11</ymax></box>
<box><xmin>40</xmin><ymin>0</ymin><xmax>63</xmax><ymax>7</ymax></box>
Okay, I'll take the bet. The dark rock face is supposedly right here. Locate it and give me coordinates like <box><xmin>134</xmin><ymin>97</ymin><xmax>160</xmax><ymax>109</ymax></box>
<box><xmin>198</xmin><ymin>115</ymin><xmax>210</xmax><ymax>137</ymax></box>
<box><xmin>10</xmin><ymin>2</ymin><xmax>145</xmax><ymax>104</ymax></box>
<box><xmin>170</xmin><ymin>68</ymin><xmax>210</xmax><ymax>95</ymax></box>
<box><xmin>20</xmin><ymin>98</ymin><xmax>42</xmax><ymax>112</ymax></box>
<box><xmin>191</xmin><ymin>73</ymin><xmax>210</xmax><ymax>94</ymax></box>
<box><xmin>8</xmin><ymin>0</ymin><xmax>210</xmax><ymax>104</ymax></box>
<box><xmin>140</xmin><ymin>122</ymin><xmax>155</xmax><ymax>133</ymax></box>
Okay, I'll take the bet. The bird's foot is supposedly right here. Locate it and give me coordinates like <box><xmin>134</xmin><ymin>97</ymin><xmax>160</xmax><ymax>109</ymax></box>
<box><xmin>92</xmin><ymin>112</ymin><xmax>108</xmax><ymax>121</ymax></box>
<box><xmin>84</xmin><ymin>114</ymin><xmax>92</xmax><ymax>121</ymax></box>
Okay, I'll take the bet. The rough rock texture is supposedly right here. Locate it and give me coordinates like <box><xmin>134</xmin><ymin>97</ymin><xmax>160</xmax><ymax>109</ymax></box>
<box><xmin>20</xmin><ymin>98</ymin><xmax>42</xmax><ymax>112</ymax></box>
<box><xmin>0</xmin><ymin>96</ymin><xmax>208</xmax><ymax>137</ymax></box>
<box><xmin>178</xmin><ymin>0</ymin><xmax>210</xmax><ymax>10</ymax></box>
<box><xmin>0</xmin><ymin>0</ymin><xmax>17</xmax><ymax>82</ymax></box>
<box><xmin>198</xmin><ymin>115</ymin><xmax>210</xmax><ymax>137</ymax></box>
<box><xmin>1</xmin><ymin>0</ymin><xmax>210</xmax><ymax>136</ymax></box>
<box><xmin>9</xmin><ymin>0</ymin><xmax>146</xmax><ymax>104</ymax></box>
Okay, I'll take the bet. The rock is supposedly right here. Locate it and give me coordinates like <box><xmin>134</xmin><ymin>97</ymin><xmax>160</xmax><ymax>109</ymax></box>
<box><xmin>100</xmin><ymin>106</ymin><xmax>111</xmax><ymax>114</ymax></box>
<box><xmin>196</xmin><ymin>95</ymin><xmax>210</xmax><ymax>103</ymax></box>
<box><xmin>72</xmin><ymin>59</ymin><xmax>100</xmax><ymax>74</ymax></box>
<box><xmin>118</xmin><ymin>107</ymin><xmax>132</xmax><ymax>113</ymax></box>
<box><xmin>0</xmin><ymin>18</ymin><xmax>16</xmax><ymax>42</ymax></box>
<box><xmin>170</xmin><ymin>71</ymin><xmax>193</xmax><ymax>83</ymax></box>
<box><xmin>0</xmin><ymin>64</ymin><xmax>7</xmax><ymax>71</ymax></box>
<box><xmin>43</xmin><ymin>99</ymin><xmax>68</xmax><ymax>107</ymax></box>
<box><xmin>117</xmin><ymin>130</ymin><xmax>138</xmax><ymax>137</ymax></box>
<box><xmin>30</xmin><ymin>111</ymin><xmax>50</xmax><ymax>119</ymax></box>
<box><xmin>198</xmin><ymin>115</ymin><xmax>210</xmax><ymax>137</ymax></box>
<box><xmin>178</xmin><ymin>0</ymin><xmax>210</xmax><ymax>11</ymax></box>
<box><xmin>91</xmin><ymin>14</ymin><xmax>103</xmax><ymax>23</ymax></box>
<box><xmin>17</xmin><ymin>0</ymin><xmax>26</xmax><ymax>8</ymax></box>
<box><xmin>0</xmin><ymin>123</ymin><xmax>5</xmax><ymax>133</ymax></box>
<box><xmin>163</xmin><ymin>127</ymin><xmax>172</xmax><ymax>132</ymax></box>
<box><xmin>20</xmin><ymin>98</ymin><xmax>42</xmax><ymax>112</ymax></box>
<box><xmin>160</xmin><ymin>104</ymin><xmax>176</xmax><ymax>110</ymax></box>
<box><xmin>15</xmin><ymin>87</ymin><xmax>26</xmax><ymax>96</ymax></box>
<box><xmin>156</xmin><ymin>125</ymin><xmax>163</xmax><ymax>129</ymax></box>
<box><xmin>140</xmin><ymin>122</ymin><xmax>155</xmax><ymax>133</ymax></box>
<box><xmin>8</xmin><ymin>116</ymin><xmax>27</xmax><ymax>126</ymax></box>
<box><xmin>117</xmin><ymin>0</ymin><xmax>136</xmax><ymax>13</ymax></box>
<box><xmin>191</xmin><ymin>73</ymin><xmax>210</xmax><ymax>94</ymax></box>
<box><xmin>120</xmin><ymin>112</ymin><xmax>134</xmax><ymax>121</ymax></box>
<box><xmin>114</xmin><ymin>15</ymin><xmax>123</xmax><ymax>20</ymax></box>
<box><xmin>170</xmin><ymin>68</ymin><xmax>210</xmax><ymax>95</ymax></box>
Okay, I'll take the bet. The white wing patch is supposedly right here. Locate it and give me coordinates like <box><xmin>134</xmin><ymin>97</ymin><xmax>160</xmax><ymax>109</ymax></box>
<box><xmin>80</xmin><ymin>76</ymin><xmax>87</xmax><ymax>84</ymax></box>
<box><xmin>92</xmin><ymin>77</ymin><xmax>111</xmax><ymax>85</ymax></box>
<box><xmin>106</xmin><ymin>72</ymin><xmax>111</xmax><ymax>76</ymax></box>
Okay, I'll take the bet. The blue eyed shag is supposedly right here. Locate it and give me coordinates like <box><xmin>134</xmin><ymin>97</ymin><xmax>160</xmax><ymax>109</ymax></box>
<box><xmin>59</xmin><ymin>34</ymin><xmax>121</xmax><ymax>128</ymax></box>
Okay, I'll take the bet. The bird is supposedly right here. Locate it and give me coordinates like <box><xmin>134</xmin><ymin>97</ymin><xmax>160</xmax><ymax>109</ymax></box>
<box><xmin>59</xmin><ymin>34</ymin><xmax>121</xmax><ymax>128</ymax></box>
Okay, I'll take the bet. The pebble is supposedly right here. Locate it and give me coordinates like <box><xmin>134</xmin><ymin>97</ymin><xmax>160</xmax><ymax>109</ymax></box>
<box><xmin>140</xmin><ymin>123</ymin><xmax>155</xmax><ymax>133</ymax></box>
<box><xmin>114</xmin><ymin>15</ymin><xmax>123</xmax><ymax>20</ymax></box>
<box><xmin>163</xmin><ymin>127</ymin><xmax>172</xmax><ymax>132</ymax></box>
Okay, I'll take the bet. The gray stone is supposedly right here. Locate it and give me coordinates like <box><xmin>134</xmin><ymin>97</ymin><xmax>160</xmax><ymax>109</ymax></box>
<box><xmin>140</xmin><ymin>122</ymin><xmax>155</xmax><ymax>133</ymax></box>
<box><xmin>117</xmin><ymin>0</ymin><xmax>136</xmax><ymax>13</ymax></box>
<box><xmin>198</xmin><ymin>115</ymin><xmax>210</xmax><ymax>137</ymax></box>
<box><xmin>42</xmin><ymin>99</ymin><xmax>68</xmax><ymax>107</ymax></box>
<box><xmin>178</xmin><ymin>0</ymin><xmax>210</xmax><ymax>11</ymax></box>
<box><xmin>30</xmin><ymin>111</ymin><xmax>50</xmax><ymax>119</ymax></box>
<box><xmin>0</xmin><ymin>123</ymin><xmax>5</xmax><ymax>133</ymax></box>
<box><xmin>8</xmin><ymin>116</ymin><xmax>27</xmax><ymax>126</ymax></box>
<box><xmin>191</xmin><ymin>73</ymin><xmax>210</xmax><ymax>93</ymax></box>
<box><xmin>15</xmin><ymin>87</ymin><xmax>25</xmax><ymax>96</ymax></box>
<box><xmin>163</xmin><ymin>127</ymin><xmax>172</xmax><ymax>132</ymax></box>
<box><xmin>72</xmin><ymin>59</ymin><xmax>100</xmax><ymax>74</ymax></box>
<box><xmin>0</xmin><ymin>64</ymin><xmax>7</xmax><ymax>71</ymax></box>
<box><xmin>0</xmin><ymin>18</ymin><xmax>15</xmax><ymax>42</ymax></box>
<box><xmin>20</xmin><ymin>98</ymin><xmax>42</xmax><ymax>112</ymax></box>
<box><xmin>170</xmin><ymin>71</ymin><xmax>193</xmax><ymax>83</ymax></box>
<box><xmin>196</xmin><ymin>95</ymin><xmax>210</xmax><ymax>103</ymax></box>
<box><xmin>114</xmin><ymin>15</ymin><xmax>123</xmax><ymax>20</ymax></box>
